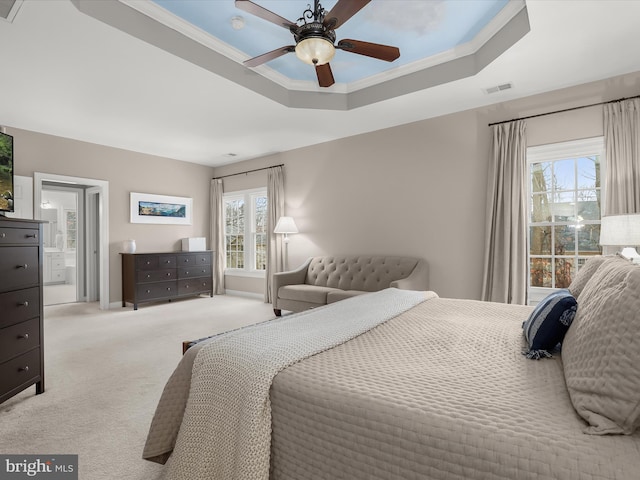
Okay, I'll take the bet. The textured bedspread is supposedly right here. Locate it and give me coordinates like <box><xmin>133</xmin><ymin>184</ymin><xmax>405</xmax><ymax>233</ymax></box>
<box><xmin>143</xmin><ymin>288</ymin><xmax>431</xmax><ymax>479</ymax></box>
<box><xmin>270</xmin><ymin>297</ymin><xmax>640</xmax><ymax>480</ymax></box>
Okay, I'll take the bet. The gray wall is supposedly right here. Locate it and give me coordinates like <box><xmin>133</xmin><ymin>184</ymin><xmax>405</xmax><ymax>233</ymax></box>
<box><xmin>9</xmin><ymin>128</ymin><xmax>213</xmax><ymax>304</ymax></box>
<box><xmin>7</xmin><ymin>70</ymin><xmax>640</xmax><ymax>304</ymax></box>
<box><xmin>214</xmin><ymin>70</ymin><xmax>640</xmax><ymax>300</ymax></box>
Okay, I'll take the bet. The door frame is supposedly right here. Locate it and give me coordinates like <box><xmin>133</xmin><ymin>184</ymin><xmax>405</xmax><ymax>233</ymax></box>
<box><xmin>34</xmin><ymin>173</ymin><xmax>110</xmax><ymax>310</ymax></box>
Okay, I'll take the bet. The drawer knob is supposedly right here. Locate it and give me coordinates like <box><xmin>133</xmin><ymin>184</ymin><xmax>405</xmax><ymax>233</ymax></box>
<box><xmin>26</xmin><ymin>233</ymin><xmax>37</xmax><ymax>239</ymax></box>
<box><xmin>0</xmin><ymin>232</ymin><xmax>5</xmax><ymax>238</ymax></box>
<box><xmin>18</xmin><ymin>333</ymin><xmax>29</xmax><ymax>340</ymax></box>
<box><xmin>17</xmin><ymin>264</ymin><xmax>28</xmax><ymax>269</ymax></box>
<box><xmin>166</xmin><ymin>272</ymin><xmax>172</xmax><ymax>277</ymax></box>
<box><xmin>18</xmin><ymin>301</ymin><xmax>29</xmax><ymax>307</ymax></box>
<box><xmin>185</xmin><ymin>285</ymin><xmax>190</xmax><ymax>289</ymax></box>
<box><xmin>146</xmin><ymin>274</ymin><xmax>151</xmax><ymax>278</ymax></box>
<box><xmin>166</xmin><ymin>287</ymin><xmax>171</xmax><ymax>291</ymax></box>
<box><xmin>146</xmin><ymin>261</ymin><xmax>151</xmax><ymax>265</ymax></box>
<box><xmin>146</xmin><ymin>289</ymin><xmax>151</xmax><ymax>293</ymax></box>
<box><xmin>19</xmin><ymin>365</ymin><xmax>30</xmax><ymax>373</ymax></box>
<box><xmin>185</xmin><ymin>271</ymin><xmax>189</xmax><ymax>275</ymax></box>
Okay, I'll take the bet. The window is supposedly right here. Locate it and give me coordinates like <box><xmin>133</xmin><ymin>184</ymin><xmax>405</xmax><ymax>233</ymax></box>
<box><xmin>527</xmin><ymin>138</ymin><xmax>605</xmax><ymax>302</ymax></box>
<box><xmin>223</xmin><ymin>188</ymin><xmax>268</xmax><ymax>276</ymax></box>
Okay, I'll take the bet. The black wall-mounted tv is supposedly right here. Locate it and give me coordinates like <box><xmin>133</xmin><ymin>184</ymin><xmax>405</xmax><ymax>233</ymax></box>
<box><xmin>0</xmin><ymin>131</ymin><xmax>14</xmax><ymax>213</ymax></box>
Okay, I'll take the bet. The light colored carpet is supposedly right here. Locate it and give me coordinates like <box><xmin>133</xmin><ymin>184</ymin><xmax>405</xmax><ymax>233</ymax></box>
<box><xmin>0</xmin><ymin>294</ymin><xmax>274</xmax><ymax>480</ymax></box>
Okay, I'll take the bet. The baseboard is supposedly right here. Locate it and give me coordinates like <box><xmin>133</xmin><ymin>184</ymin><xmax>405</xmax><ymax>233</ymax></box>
<box><xmin>225</xmin><ymin>289</ymin><xmax>265</xmax><ymax>301</ymax></box>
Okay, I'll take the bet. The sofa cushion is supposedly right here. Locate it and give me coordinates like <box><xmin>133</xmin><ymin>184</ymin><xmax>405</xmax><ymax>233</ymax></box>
<box><xmin>305</xmin><ymin>256</ymin><xmax>419</xmax><ymax>292</ymax></box>
<box><xmin>562</xmin><ymin>257</ymin><xmax>640</xmax><ymax>435</ymax></box>
<box><xmin>522</xmin><ymin>289</ymin><xmax>577</xmax><ymax>359</ymax></box>
<box><xmin>327</xmin><ymin>290</ymin><xmax>367</xmax><ymax>304</ymax></box>
<box><xmin>278</xmin><ymin>285</ymin><xmax>338</xmax><ymax>304</ymax></box>
<box><xmin>567</xmin><ymin>255</ymin><xmax>608</xmax><ymax>299</ymax></box>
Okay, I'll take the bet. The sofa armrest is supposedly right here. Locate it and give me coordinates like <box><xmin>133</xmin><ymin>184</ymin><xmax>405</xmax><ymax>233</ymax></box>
<box><xmin>272</xmin><ymin>258</ymin><xmax>312</xmax><ymax>305</ymax></box>
<box><xmin>390</xmin><ymin>259</ymin><xmax>428</xmax><ymax>291</ymax></box>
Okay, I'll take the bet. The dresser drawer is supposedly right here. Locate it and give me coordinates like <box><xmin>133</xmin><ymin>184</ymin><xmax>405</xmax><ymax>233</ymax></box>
<box><xmin>0</xmin><ymin>318</ymin><xmax>40</xmax><ymax>364</ymax></box>
<box><xmin>136</xmin><ymin>255</ymin><xmax>159</xmax><ymax>270</ymax></box>
<box><xmin>178</xmin><ymin>278</ymin><xmax>212</xmax><ymax>295</ymax></box>
<box><xmin>136</xmin><ymin>281</ymin><xmax>177</xmax><ymax>301</ymax></box>
<box><xmin>137</xmin><ymin>269</ymin><xmax>176</xmax><ymax>283</ymax></box>
<box><xmin>0</xmin><ymin>287</ymin><xmax>40</xmax><ymax>329</ymax></box>
<box><xmin>0</xmin><ymin>227</ymin><xmax>40</xmax><ymax>245</ymax></box>
<box><xmin>0</xmin><ymin>348</ymin><xmax>41</xmax><ymax>396</ymax></box>
<box><xmin>178</xmin><ymin>265</ymin><xmax>211</xmax><ymax>279</ymax></box>
<box><xmin>0</xmin><ymin>247</ymin><xmax>40</xmax><ymax>292</ymax></box>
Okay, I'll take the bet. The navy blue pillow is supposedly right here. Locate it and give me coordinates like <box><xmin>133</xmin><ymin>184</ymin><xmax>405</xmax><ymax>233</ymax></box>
<box><xmin>522</xmin><ymin>290</ymin><xmax>577</xmax><ymax>360</ymax></box>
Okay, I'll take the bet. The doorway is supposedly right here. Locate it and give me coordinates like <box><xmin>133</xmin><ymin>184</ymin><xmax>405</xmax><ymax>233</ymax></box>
<box><xmin>40</xmin><ymin>185</ymin><xmax>82</xmax><ymax>305</ymax></box>
<box><xmin>35</xmin><ymin>173</ymin><xmax>110</xmax><ymax>310</ymax></box>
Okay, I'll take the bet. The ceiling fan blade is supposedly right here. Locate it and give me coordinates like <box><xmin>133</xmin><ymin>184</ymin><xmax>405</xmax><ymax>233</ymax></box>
<box><xmin>323</xmin><ymin>0</ymin><xmax>370</xmax><ymax>29</ymax></box>
<box><xmin>336</xmin><ymin>39</ymin><xmax>400</xmax><ymax>62</ymax></box>
<box><xmin>244</xmin><ymin>46</ymin><xmax>295</xmax><ymax>67</ymax></box>
<box><xmin>235</xmin><ymin>0</ymin><xmax>297</xmax><ymax>30</ymax></box>
<box><xmin>315</xmin><ymin>63</ymin><xmax>335</xmax><ymax>88</ymax></box>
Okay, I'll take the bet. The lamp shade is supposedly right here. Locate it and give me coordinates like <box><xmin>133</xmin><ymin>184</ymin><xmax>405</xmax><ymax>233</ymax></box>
<box><xmin>599</xmin><ymin>214</ymin><xmax>640</xmax><ymax>246</ymax></box>
<box><xmin>295</xmin><ymin>37</ymin><xmax>335</xmax><ymax>65</ymax></box>
<box><xmin>274</xmin><ymin>216</ymin><xmax>298</xmax><ymax>234</ymax></box>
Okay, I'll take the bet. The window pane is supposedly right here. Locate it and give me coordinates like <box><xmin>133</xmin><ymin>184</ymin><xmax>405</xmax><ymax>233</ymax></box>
<box><xmin>577</xmin><ymin>156</ymin><xmax>600</xmax><ymax>189</ymax></box>
<box><xmin>254</xmin><ymin>196</ymin><xmax>267</xmax><ymax>234</ymax></box>
<box><xmin>255</xmin><ymin>233</ymin><xmax>266</xmax><ymax>270</ymax></box>
<box><xmin>576</xmin><ymin>190</ymin><xmax>601</xmax><ymax>221</ymax></box>
<box><xmin>553</xmin><ymin>159</ymin><xmax>575</xmax><ymax>191</ymax></box>
<box><xmin>550</xmin><ymin>191</ymin><xmax>575</xmax><ymax>222</ymax></box>
<box><xmin>578</xmin><ymin>224</ymin><xmax>601</xmax><ymax>254</ymax></box>
<box><xmin>530</xmin><ymin>258</ymin><xmax>552</xmax><ymax>287</ymax></box>
<box><xmin>530</xmin><ymin>226</ymin><xmax>552</xmax><ymax>255</ymax></box>
<box><xmin>531</xmin><ymin>193</ymin><xmax>551</xmax><ymax>223</ymax></box>
<box><xmin>531</xmin><ymin>162</ymin><xmax>552</xmax><ymax>193</ymax></box>
<box><xmin>554</xmin><ymin>225</ymin><xmax>575</xmax><ymax>255</ymax></box>
<box><xmin>555</xmin><ymin>258</ymin><xmax>575</xmax><ymax>288</ymax></box>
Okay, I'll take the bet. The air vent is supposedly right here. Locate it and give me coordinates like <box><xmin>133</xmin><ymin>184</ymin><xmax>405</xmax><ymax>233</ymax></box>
<box><xmin>0</xmin><ymin>0</ymin><xmax>23</xmax><ymax>22</ymax></box>
<box><xmin>484</xmin><ymin>82</ymin><xmax>514</xmax><ymax>95</ymax></box>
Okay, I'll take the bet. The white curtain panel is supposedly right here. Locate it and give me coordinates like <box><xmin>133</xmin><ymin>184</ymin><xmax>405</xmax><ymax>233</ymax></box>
<box><xmin>482</xmin><ymin>120</ymin><xmax>528</xmax><ymax>305</ymax></box>
<box><xmin>211</xmin><ymin>178</ymin><xmax>225</xmax><ymax>295</ymax></box>
<box><xmin>604</xmin><ymin>98</ymin><xmax>640</xmax><ymax>215</ymax></box>
<box><xmin>266</xmin><ymin>166</ymin><xmax>285</xmax><ymax>303</ymax></box>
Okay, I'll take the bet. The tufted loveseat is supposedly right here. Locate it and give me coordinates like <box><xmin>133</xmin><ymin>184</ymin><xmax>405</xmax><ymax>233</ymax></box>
<box><xmin>272</xmin><ymin>255</ymin><xmax>428</xmax><ymax>315</ymax></box>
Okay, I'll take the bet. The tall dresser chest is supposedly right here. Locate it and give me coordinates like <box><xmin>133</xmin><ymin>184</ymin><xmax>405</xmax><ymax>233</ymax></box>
<box><xmin>0</xmin><ymin>217</ymin><xmax>45</xmax><ymax>404</ymax></box>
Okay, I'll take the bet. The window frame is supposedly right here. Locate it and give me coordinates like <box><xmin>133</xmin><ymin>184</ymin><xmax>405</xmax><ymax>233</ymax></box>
<box><xmin>526</xmin><ymin>137</ymin><xmax>605</xmax><ymax>305</ymax></box>
<box><xmin>223</xmin><ymin>187</ymin><xmax>267</xmax><ymax>278</ymax></box>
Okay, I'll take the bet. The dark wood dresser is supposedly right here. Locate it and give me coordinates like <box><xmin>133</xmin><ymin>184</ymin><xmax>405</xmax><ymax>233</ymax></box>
<box><xmin>0</xmin><ymin>217</ymin><xmax>45</xmax><ymax>404</ymax></box>
<box><xmin>121</xmin><ymin>251</ymin><xmax>213</xmax><ymax>310</ymax></box>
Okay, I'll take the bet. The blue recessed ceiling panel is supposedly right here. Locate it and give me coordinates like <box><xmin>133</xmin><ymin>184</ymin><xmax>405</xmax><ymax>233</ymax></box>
<box><xmin>71</xmin><ymin>0</ymin><xmax>529</xmax><ymax>109</ymax></box>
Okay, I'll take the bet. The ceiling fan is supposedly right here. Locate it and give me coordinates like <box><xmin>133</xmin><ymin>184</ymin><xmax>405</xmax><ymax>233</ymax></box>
<box><xmin>235</xmin><ymin>0</ymin><xmax>400</xmax><ymax>88</ymax></box>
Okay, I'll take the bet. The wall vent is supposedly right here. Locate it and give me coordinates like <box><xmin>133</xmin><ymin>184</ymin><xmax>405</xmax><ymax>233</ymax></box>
<box><xmin>0</xmin><ymin>0</ymin><xmax>23</xmax><ymax>22</ymax></box>
<box><xmin>485</xmin><ymin>82</ymin><xmax>514</xmax><ymax>94</ymax></box>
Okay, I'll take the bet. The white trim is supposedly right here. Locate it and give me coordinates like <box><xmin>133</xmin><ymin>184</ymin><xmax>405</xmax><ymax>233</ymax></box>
<box><xmin>34</xmin><ymin>172</ymin><xmax>110</xmax><ymax>311</ymax></box>
<box><xmin>528</xmin><ymin>137</ymin><xmax>605</xmax><ymax>163</ymax></box>
<box><xmin>225</xmin><ymin>269</ymin><xmax>265</xmax><ymax>279</ymax></box>
<box><xmin>224</xmin><ymin>289</ymin><xmax>264</xmax><ymax>301</ymax></box>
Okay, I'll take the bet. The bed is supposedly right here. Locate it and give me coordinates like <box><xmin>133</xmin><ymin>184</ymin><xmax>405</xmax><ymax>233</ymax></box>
<box><xmin>143</xmin><ymin>256</ymin><xmax>640</xmax><ymax>480</ymax></box>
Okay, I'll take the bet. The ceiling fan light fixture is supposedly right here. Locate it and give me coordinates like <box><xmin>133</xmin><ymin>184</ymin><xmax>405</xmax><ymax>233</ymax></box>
<box><xmin>295</xmin><ymin>37</ymin><xmax>335</xmax><ymax>65</ymax></box>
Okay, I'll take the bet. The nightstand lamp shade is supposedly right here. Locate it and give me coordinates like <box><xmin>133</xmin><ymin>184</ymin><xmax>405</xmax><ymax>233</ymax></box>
<box><xmin>600</xmin><ymin>213</ymin><xmax>640</xmax><ymax>262</ymax></box>
<box><xmin>274</xmin><ymin>216</ymin><xmax>298</xmax><ymax>243</ymax></box>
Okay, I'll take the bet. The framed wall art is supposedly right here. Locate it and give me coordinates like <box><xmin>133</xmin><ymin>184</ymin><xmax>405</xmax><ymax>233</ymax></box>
<box><xmin>130</xmin><ymin>192</ymin><xmax>192</xmax><ymax>225</ymax></box>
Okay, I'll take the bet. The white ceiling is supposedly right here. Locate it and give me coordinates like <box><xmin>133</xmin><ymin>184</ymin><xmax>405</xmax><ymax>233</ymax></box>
<box><xmin>1</xmin><ymin>0</ymin><xmax>640</xmax><ymax>168</ymax></box>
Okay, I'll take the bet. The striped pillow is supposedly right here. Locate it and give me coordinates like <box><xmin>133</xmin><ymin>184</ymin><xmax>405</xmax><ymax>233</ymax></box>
<box><xmin>523</xmin><ymin>290</ymin><xmax>577</xmax><ymax>360</ymax></box>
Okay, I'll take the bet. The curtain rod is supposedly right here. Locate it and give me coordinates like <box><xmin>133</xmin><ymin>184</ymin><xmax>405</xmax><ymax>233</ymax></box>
<box><xmin>212</xmin><ymin>163</ymin><xmax>284</xmax><ymax>180</ymax></box>
<box><xmin>488</xmin><ymin>94</ymin><xmax>640</xmax><ymax>127</ymax></box>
